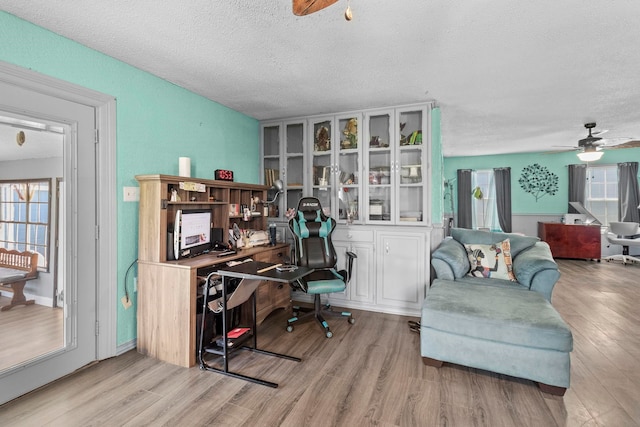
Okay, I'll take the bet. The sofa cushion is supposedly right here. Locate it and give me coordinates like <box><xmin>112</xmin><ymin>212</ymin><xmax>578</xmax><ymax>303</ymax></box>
<box><xmin>451</xmin><ymin>228</ymin><xmax>539</xmax><ymax>257</ymax></box>
<box><xmin>431</xmin><ymin>238</ymin><xmax>470</xmax><ymax>279</ymax></box>
<box><xmin>464</xmin><ymin>238</ymin><xmax>516</xmax><ymax>281</ymax></box>
<box><xmin>423</xmin><ymin>279</ymin><xmax>573</xmax><ymax>352</ymax></box>
<box><xmin>455</xmin><ymin>275</ymin><xmax>528</xmax><ymax>291</ymax></box>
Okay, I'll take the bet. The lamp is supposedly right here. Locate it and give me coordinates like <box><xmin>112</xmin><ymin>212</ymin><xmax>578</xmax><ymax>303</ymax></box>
<box><xmin>577</xmin><ymin>146</ymin><xmax>604</xmax><ymax>162</ymax></box>
<box><xmin>264</xmin><ymin>179</ymin><xmax>284</xmax><ymax>205</ymax></box>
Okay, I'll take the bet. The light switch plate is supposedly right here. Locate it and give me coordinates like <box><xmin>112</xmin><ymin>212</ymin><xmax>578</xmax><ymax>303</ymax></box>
<box><xmin>123</xmin><ymin>186</ymin><xmax>139</xmax><ymax>202</ymax></box>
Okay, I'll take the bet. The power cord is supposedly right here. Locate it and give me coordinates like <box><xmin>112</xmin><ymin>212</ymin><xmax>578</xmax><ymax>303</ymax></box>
<box><xmin>123</xmin><ymin>258</ymin><xmax>138</xmax><ymax>303</ymax></box>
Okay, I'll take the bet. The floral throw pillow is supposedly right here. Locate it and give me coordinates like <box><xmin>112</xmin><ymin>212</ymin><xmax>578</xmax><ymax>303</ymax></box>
<box><xmin>464</xmin><ymin>238</ymin><xmax>516</xmax><ymax>281</ymax></box>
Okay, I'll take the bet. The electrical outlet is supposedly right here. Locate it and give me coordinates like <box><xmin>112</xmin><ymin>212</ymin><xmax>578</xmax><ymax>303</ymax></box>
<box><xmin>123</xmin><ymin>186</ymin><xmax>139</xmax><ymax>202</ymax></box>
<box><xmin>121</xmin><ymin>295</ymin><xmax>132</xmax><ymax>309</ymax></box>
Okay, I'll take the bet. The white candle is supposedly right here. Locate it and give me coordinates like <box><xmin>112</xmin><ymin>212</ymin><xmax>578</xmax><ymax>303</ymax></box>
<box><xmin>178</xmin><ymin>157</ymin><xmax>191</xmax><ymax>177</ymax></box>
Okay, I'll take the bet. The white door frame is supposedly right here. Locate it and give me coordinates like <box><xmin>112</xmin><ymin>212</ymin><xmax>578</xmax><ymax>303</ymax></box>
<box><xmin>0</xmin><ymin>60</ymin><xmax>117</xmax><ymax>360</ymax></box>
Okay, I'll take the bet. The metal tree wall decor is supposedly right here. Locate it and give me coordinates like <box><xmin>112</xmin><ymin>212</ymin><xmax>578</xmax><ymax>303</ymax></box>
<box><xmin>519</xmin><ymin>163</ymin><xmax>558</xmax><ymax>202</ymax></box>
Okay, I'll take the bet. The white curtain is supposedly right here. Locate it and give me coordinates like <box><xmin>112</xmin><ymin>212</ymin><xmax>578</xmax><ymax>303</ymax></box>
<box><xmin>471</xmin><ymin>170</ymin><xmax>500</xmax><ymax>231</ymax></box>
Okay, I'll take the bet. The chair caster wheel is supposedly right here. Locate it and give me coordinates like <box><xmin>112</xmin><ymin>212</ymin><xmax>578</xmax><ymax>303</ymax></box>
<box><xmin>348</xmin><ymin>317</ymin><xmax>355</xmax><ymax>324</ymax></box>
<box><xmin>286</xmin><ymin>325</ymin><xmax>294</xmax><ymax>333</ymax></box>
<box><xmin>326</xmin><ymin>331</ymin><xmax>333</xmax><ymax>338</ymax></box>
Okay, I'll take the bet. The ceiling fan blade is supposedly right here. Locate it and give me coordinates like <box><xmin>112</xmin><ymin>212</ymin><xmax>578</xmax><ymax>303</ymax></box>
<box><xmin>293</xmin><ymin>0</ymin><xmax>339</xmax><ymax>16</ymax></box>
<box><xmin>606</xmin><ymin>139</ymin><xmax>640</xmax><ymax>149</ymax></box>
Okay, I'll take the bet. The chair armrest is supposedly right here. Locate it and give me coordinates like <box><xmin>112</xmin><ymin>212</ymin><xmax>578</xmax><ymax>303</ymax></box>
<box><xmin>344</xmin><ymin>251</ymin><xmax>357</xmax><ymax>284</ymax></box>
<box><xmin>431</xmin><ymin>238</ymin><xmax>469</xmax><ymax>279</ymax></box>
<box><xmin>513</xmin><ymin>242</ymin><xmax>560</xmax><ymax>301</ymax></box>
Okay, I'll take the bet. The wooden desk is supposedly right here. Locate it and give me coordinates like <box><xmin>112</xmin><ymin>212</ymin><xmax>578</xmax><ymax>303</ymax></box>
<box><xmin>137</xmin><ymin>243</ymin><xmax>289</xmax><ymax>368</ymax></box>
<box><xmin>538</xmin><ymin>222</ymin><xmax>601</xmax><ymax>260</ymax></box>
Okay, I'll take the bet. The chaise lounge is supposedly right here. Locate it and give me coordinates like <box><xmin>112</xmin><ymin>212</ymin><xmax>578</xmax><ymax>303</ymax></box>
<box><xmin>421</xmin><ymin>228</ymin><xmax>573</xmax><ymax>395</ymax></box>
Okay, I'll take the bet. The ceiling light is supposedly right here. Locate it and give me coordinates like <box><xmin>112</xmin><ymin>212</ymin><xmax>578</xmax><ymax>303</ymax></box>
<box><xmin>577</xmin><ymin>147</ymin><xmax>604</xmax><ymax>162</ymax></box>
<box><xmin>577</xmin><ymin>151</ymin><xmax>604</xmax><ymax>161</ymax></box>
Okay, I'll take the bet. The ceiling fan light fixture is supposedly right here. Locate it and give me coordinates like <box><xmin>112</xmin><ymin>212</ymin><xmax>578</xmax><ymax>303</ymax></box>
<box><xmin>577</xmin><ymin>149</ymin><xmax>604</xmax><ymax>162</ymax></box>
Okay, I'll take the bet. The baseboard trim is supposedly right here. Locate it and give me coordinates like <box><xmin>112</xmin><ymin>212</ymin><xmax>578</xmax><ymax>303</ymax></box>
<box><xmin>116</xmin><ymin>339</ymin><xmax>137</xmax><ymax>356</ymax></box>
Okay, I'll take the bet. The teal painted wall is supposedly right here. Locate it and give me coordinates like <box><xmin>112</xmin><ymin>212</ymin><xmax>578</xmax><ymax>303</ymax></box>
<box><xmin>444</xmin><ymin>148</ymin><xmax>640</xmax><ymax>215</ymax></box>
<box><xmin>430</xmin><ymin>107</ymin><xmax>443</xmax><ymax>223</ymax></box>
<box><xmin>0</xmin><ymin>12</ymin><xmax>260</xmax><ymax>346</ymax></box>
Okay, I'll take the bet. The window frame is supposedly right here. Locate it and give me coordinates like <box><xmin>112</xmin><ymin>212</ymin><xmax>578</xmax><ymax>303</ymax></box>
<box><xmin>585</xmin><ymin>164</ymin><xmax>618</xmax><ymax>227</ymax></box>
<box><xmin>0</xmin><ymin>178</ymin><xmax>51</xmax><ymax>272</ymax></box>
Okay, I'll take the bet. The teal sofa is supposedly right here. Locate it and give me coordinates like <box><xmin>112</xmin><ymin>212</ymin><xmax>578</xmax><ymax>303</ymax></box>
<box><xmin>431</xmin><ymin>228</ymin><xmax>560</xmax><ymax>301</ymax></box>
<box><xmin>421</xmin><ymin>228</ymin><xmax>572</xmax><ymax>395</ymax></box>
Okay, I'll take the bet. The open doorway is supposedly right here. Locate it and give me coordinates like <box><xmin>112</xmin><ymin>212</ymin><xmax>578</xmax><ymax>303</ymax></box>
<box><xmin>0</xmin><ymin>61</ymin><xmax>116</xmax><ymax>404</ymax></box>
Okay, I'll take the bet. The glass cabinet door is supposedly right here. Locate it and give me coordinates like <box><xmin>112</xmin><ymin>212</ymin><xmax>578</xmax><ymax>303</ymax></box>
<box><xmin>310</xmin><ymin>117</ymin><xmax>333</xmax><ymax>216</ymax></box>
<box><xmin>365</xmin><ymin>110</ymin><xmax>394</xmax><ymax>223</ymax></box>
<box><xmin>336</xmin><ymin>114</ymin><xmax>362</xmax><ymax>223</ymax></box>
<box><xmin>397</xmin><ymin>106</ymin><xmax>428</xmax><ymax>224</ymax></box>
<box><xmin>262</xmin><ymin>120</ymin><xmax>306</xmax><ymax>221</ymax></box>
<box><xmin>261</xmin><ymin>123</ymin><xmax>282</xmax><ymax>218</ymax></box>
<box><xmin>284</xmin><ymin>121</ymin><xmax>305</xmax><ymax>216</ymax></box>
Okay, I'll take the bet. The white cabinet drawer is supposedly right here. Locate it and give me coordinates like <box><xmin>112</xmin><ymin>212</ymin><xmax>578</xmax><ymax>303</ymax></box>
<box><xmin>332</xmin><ymin>228</ymin><xmax>374</xmax><ymax>242</ymax></box>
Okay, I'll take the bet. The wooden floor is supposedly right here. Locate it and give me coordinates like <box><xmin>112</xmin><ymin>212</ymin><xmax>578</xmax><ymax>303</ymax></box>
<box><xmin>0</xmin><ymin>259</ymin><xmax>639</xmax><ymax>426</ymax></box>
<box><xmin>0</xmin><ymin>296</ymin><xmax>63</xmax><ymax>372</ymax></box>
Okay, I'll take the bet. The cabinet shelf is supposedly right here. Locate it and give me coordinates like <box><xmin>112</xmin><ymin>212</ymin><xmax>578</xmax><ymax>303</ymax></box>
<box><xmin>203</xmin><ymin>329</ymin><xmax>254</xmax><ymax>355</ymax></box>
<box><xmin>167</xmin><ymin>201</ymin><xmax>228</xmax><ymax>205</ymax></box>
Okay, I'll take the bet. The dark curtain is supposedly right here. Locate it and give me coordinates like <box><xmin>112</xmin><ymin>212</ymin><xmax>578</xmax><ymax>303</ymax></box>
<box><xmin>494</xmin><ymin>167</ymin><xmax>512</xmax><ymax>232</ymax></box>
<box><xmin>568</xmin><ymin>164</ymin><xmax>587</xmax><ymax>213</ymax></box>
<box><xmin>618</xmin><ymin>162</ymin><xmax>640</xmax><ymax>222</ymax></box>
<box><xmin>457</xmin><ymin>169</ymin><xmax>472</xmax><ymax>229</ymax></box>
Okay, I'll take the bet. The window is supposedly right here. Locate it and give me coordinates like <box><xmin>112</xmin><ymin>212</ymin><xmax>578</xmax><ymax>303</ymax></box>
<box><xmin>0</xmin><ymin>179</ymin><xmax>51</xmax><ymax>270</ymax></box>
<box><xmin>585</xmin><ymin>165</ymin><xmax>618</xmax><ymax>226</ymax></box>
<box><xmin>472</xmin><ymin>170</ymin><xmax>500</xmax><ymax>231</ymax></box>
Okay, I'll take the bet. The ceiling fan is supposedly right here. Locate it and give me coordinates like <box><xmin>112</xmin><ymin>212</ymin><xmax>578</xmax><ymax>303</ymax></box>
<box><xmin>293</xmin><ymin>0</ymin><xmax>338</xmax><ymax>16</ymax></box>
<box><xmin>293</xmin><ymin>0</ymin><xmax>353</xmax><ymax>20</ymax></box>
<box><xmin>556</xmin><ymin>123</ymin><xmax>640</xmax><ymax>161</ymax></box>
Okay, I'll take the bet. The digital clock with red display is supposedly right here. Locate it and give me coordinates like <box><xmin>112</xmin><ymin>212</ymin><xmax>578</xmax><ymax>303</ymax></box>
<box><xmin>214</xmin><ymin>169</ymin><xmax>234</xmax><ymax>181</ymax></box>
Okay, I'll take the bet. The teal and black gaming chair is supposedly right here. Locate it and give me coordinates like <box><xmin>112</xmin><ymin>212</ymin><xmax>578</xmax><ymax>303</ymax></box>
<box><xmin>287</xmin><ymin>197</ymin><xmax>356</xmax><ymax>338</ymax></box>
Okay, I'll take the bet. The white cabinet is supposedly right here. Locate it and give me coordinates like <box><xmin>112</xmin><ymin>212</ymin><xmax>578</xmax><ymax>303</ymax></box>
<box><xmin>375</xmin><ymin>230</ymin><xmax>428</xmax><ymax>314</ymax></box>
<box><xmin>260</xmin><ymin>120</ymin><xmax>306</xmax><ymax>221</ymax></box>
<box><xmin>330</xmin><ymin>227</ymin><xmax>374</xmax><ymax>305</ymax></box>
<box><xmin>261</xmin><ymin>103</ymin><xmax>437</xmax><ymax>317</ymax></box>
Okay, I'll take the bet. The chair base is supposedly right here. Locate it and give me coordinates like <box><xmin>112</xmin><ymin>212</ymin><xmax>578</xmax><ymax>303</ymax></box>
<box><xmin>286</xmin><ymin>294</ymin><xmax>354</xmax><ymax>338</ymax></box>
<box><xmin>604</xmin><ymin>254</ymin><xmax>640</xmax><ymax>265</ymax></box>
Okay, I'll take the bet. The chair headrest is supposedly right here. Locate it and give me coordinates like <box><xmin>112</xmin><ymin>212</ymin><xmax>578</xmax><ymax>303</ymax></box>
<box><xmin>294</xmin><ymin>197</ymin><xmax>328</xmax><ymax>221</ymax></box>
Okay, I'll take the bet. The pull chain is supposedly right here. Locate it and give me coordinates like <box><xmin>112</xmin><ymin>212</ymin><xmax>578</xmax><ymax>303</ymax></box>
<box><xmin>345</xmin><ymin>0</ymin><xmax>353</xmax><ymax>21</ymax></box>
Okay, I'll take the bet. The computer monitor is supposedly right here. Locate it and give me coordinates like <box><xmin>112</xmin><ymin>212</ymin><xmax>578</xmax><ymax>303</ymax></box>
<box><xmin>174</xmin><ymin>209</ymin><xmax>212</xmax><ymax>259</ymax></box>
<box><xmin>568</xmin><ymin>202</ymin><xmax>602</xmax><ymax>225</ymax></box>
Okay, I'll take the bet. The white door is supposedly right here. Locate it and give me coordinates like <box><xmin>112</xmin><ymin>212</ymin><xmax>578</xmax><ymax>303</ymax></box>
<box><xmin>0</xmin><ymin>80</ymin><xmax>97</xmax><ymax>404</ymax></box>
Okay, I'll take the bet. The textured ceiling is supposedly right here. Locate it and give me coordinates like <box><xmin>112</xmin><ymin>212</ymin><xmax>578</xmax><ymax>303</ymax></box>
<box><xmin>2</xmin><ymin>1</ymin><xmax>640</xmax><ymax>157</ymax></box>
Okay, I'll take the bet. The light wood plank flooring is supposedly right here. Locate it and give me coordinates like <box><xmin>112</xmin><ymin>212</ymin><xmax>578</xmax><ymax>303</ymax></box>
<box><xmin>0</xmin><ymin>296</ymin><xmax>63</xmax><ymax>371</ymax></box>
<box><xmin>0</xmin><ymin>259</ymin><xmax>638</xmax><ymax>426</ymax></box>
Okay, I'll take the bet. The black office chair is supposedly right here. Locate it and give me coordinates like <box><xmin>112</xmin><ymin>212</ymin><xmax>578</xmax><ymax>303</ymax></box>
<box><xmin>286</xmin><ymin>197</ymin><xmax>356</xmax><ymax>338</ymax></box>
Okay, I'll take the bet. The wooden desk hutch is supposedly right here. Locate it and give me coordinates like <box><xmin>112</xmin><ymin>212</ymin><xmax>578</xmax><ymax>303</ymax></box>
<box><xmin>136</xmin><ymin>174</ymin><xmax>290</xmax><ymax>368</ymax></box>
